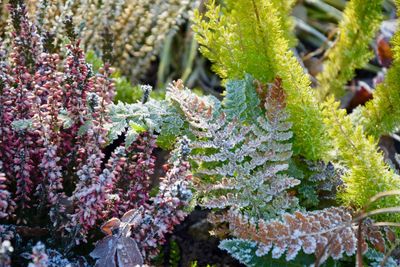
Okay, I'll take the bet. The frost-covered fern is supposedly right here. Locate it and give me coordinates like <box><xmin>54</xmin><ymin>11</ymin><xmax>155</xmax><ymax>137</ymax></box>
<box><xmin>168</xmin><ymin>75</ymin><xmax>299</xmax><ymax>220</ymax></box>
<box><xmin>221</xmin><ymin>208</ymin><xmax>392</xmax><ymax>265</ymax></box>
<box><xmin>222</xmin><ymin>208</ymin><xmax>356</xmax><ymax>264</ymax></box>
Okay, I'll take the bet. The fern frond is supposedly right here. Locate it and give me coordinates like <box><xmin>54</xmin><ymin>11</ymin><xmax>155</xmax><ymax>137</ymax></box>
<box><xmin>168</xmin><ymin>77</ymin><xmax>299</xmax><ymax>220</ymax></box>
<box><xmin>193</xmin><ymin>0</ymin><xmax>328</xmax><ymax>160</ymax></box>
<box><xmin>224</xmin><ymin>208</ymin><xmax>357</xmax><ymax>263</ymax></box>
<box><xmin>322</xmin><ymin>98</ymin><xmax>400</xmax><ymax>221</ymax></box>
<box><xmin>352</xmin><ymin>1</ymin><xmax>400</xmax><ymax>138</ymax></box>
<box><xmin>223</xmin><ymin>74</ymin><xmax>262</xmax><ymax>124</ymax></box>
<box><xmin>316</xmin><ymin>0</ymin><xmax>384</xmax><ymax>100</ymax></box>
<box><xmin>219</xmin><ymin>239</ymin><xmax>318</xmax><ymax>267</ymax></box>
<box><xmin>222</xmin><ymin>208</ymin><xmax>393</xmax><ymax>265</ymax></box>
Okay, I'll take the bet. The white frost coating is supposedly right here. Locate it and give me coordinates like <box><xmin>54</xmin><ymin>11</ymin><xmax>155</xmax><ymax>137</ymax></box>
<box><xmin>167</xmin><ymin>78</ymin><xmax>299</xmax><ymax>218</ymax></box>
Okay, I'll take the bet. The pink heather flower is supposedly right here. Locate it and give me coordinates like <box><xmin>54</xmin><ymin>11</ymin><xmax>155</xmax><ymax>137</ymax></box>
<box><xmin>1</xmin><ymin>1</ymin><xmax>114</xmax><ymax>220</ymax></box>
<box><xmin>70</xmin><ymin>149</ymin><xmax>105</xmax><ymax>241</ymax></box>
<box><xmin>1</xmin><ymin>2</ymin><xmax>44</xmax><ymax>210</ymax></box>
<box><xmin>59</xmin><ymin>41</ymin><xmax>94</xmax><ymax>170</ymax></box>
<box><xmin>0</xmin><ymin>240</ymin><xmax>13</xmax><ymax>267</ymax></box>
<box><xmin>32</xmin><ymin>52</ymin><xmax>64</xmax><ymax>204</ymax></box>
<box><xmin>132</xmin><ymin>137</ymin><xmax>193</xmax><ymax>258</ymax></box>
<box><xmin>102</xmin><ymin>146</ymin><xmax>129</xmax><ymax>217</ymax></box>
<box><xmin>93</xmin><ymin>63</ymin><xmax>115</xmax><ymax>109</ymax></box>
<box><xmin>115</xmin><ymin>133</ymin><xmax>156</xmax><ymax>215</ymax></box>
<box><xmin>62</xmin><ymin>41</ymin><xmax>91</xmax><ymax>122</ymax></box>
<box><xmin>28</xmin><ymin>242</ymin><xmax>48</xmax><ymax>267</ymax></box>
<box><xmin>0</xmin><ymin>166</ymin><xmax>15</xmax><ymax>219</ymax></box>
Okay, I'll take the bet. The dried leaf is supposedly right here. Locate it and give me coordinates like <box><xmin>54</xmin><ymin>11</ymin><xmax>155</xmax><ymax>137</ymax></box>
<box><xmin>363</xmin><ymin>220</ymin><xmax>386</xmax><ymax>253</ymax></box>
<box><xmin>101</xmin><ymin>218</ymin><xmax>121</xmax><ymax>235</ymax></box>
<box><xmin>385</xmin><ymin>227</ymin><xmax>396</xmax><ymax>244</ymax></box>
<box><xmin>121</xmin><ymin>209</ymin><xmax>136</xmax><ymax>223</ymax></box>
<box><xmin>377</xmin><ymin>35</ymin><xmax>393</xmax><ymax>67</ymax></box>
<box><xmin>346</xmin><ymin>81</ymin><xmax>373</xmax><ymax>112</ymax></box>
<box><xmin>90</xmin><ymin>236</ymin><xmax>118</xmax><ymax>267</ymax></box>
<box><xmin>117</xmin><ymin>237</ymin><xmax>144</xmax><ymax>267</ymax></box>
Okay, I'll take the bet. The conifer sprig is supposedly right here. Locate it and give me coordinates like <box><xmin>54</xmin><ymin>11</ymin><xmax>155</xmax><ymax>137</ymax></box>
<box><xmin>316</xmin><ymin>0</ymin><xmax>384</xmax><ymax>100</ymax></box>
<box><xmin>322</xmin><ymin>98</ymin><xmax>400</xmax><ymax>221</ymax></box>
<box><xmin>352</xmin><ymin>0</ymin><xmax>400</xmax><ymax>138</ymax></box>
<box><xmin>193</xmin><ymin>0</ymin><xmax>329</xmax><ymax>161</ymax></box>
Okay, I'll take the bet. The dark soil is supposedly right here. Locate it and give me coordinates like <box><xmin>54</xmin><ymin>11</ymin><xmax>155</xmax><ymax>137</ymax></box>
<box><xmin>162</xmin><ymin>208</ymin><xmax>243</xmax><ymax>267</ymax></box>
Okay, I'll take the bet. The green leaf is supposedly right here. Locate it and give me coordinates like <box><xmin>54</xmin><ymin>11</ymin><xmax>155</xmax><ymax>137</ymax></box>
<box><xmin>219</xmin><ymin>239</ymin><xmax>342</xmax><ymax>267</ymax></box>
<box><xmin>11</xmin><ymin>119</ymin><xmax>33</xmax><ymax>132</ymax></box>
<box><xmin>59</xmin><ymin>109</ymin><xmax>73</xmax><ymax>129</ymax></box>
<box><xmin>85</xmin><ymin>50</ymin><xmax>103</xmax><ymax>73</ymax></box>
<box><xmin>364</xmin><ymin>249</ymin><xmax>398</xmax><ymax>267</ymax></box>
<box><xmin>108</xmin><ymin>99</ymin><xmax>187</xmax><ymax>148</ymax></box>
<box><xmin>223</xmin><ymin>74</ymin><xmax>262</xmax><ymax>123</ymax></box>
<box><xmin>129</xmin><ymin>122</ymin><xmax>147</xmax><ymax>133</ymax></box>
<box><xmin>108</xmin><ymin>119</ymin><xmax>127</xmax><ymax>142</ymax></box>
<box><xmin>125</xmin><ymin>130</ymin><xmax>139</xmax><ymax>148</ymax></box>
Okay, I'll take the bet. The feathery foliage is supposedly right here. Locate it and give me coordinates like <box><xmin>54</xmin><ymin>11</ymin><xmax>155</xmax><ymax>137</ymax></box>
<box><xmin>193</xmin><ymin>0</ymin><xmax>328</xmax><ymax>161</ymax></box>
<box><xmin>108</xmin><ymin>89</ymin><xmax>186</xmax><ymax>150</ymax></box>
<box><xmin>316</xmin><ymin>0</ymin><xmax>383</xmax><ymax>100</ymax></box>
<box><xmin>352</xmin><ymin>0</ymin><xmax>400</xmax><ymax>138</ymax></box>
<box><xmin>192</xmin><ymin>0</ymin><xmax>294</xmax><ymax>82</ymax></box>
<box><xmin>322</xmin><ymin>98</ymin><xmax>400</xmax><ymax>220</ymax></box>
<box><xmin>168</xmin><ymin>76</ymin><xmax>299</xmax><ymax>220</ymax></box>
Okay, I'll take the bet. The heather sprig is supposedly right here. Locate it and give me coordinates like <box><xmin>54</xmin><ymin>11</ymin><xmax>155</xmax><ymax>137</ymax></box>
<box><xmin>0</xmin><ymin>164</ymin><xmax>15</xmax><ymax>219</ymax></box>
<box><xmin>104</xmin><ymin>133</ymin><xmax>156</xmax><ymax>218</ymax></box>
<box><xmin>1</xmin><ymin>0</ymin><xmax>199</xmax><ymax>80</ymax></box>
<box><xmin>92</xmin><ymin>137</ymin><xmax>193</xmax><ymax>263</ymax></box>
<box><xmin>0</xmin><ymin>2</ymin><xmax>192</xmax><ymax>264</ymax></box>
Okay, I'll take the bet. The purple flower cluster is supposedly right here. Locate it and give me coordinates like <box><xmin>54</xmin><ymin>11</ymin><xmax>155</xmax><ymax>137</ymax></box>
<box><xmin>92</xmin><ymin>137</ymin><xmax>193</xmax><ymax>264</ymax></box>
<box><xmin>0</xmin><ymin>2</ymin><xmax>115</xmax><ymax>227</ymax></box>
<box><xmin>0</xmin><ymin>1</ymin><xmax>193</xmax><ymax>264</ymax></box>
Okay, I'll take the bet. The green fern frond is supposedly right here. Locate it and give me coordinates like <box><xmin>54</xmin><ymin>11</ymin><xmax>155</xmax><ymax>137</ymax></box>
<box><xmin>316</xmin><ymin>0</ymin><xmax>383</xmax><ymax>100</ymax></box>
<box><xmin>168</xmin><ymin>77</ymin><xmax>299</xmax><ymax>220</ymax></box>
<box><xmin>193</xmin><ymin>0</ymin><xmax>329</xmax><ymax>161</ymax></box>
<box><xmin>223</xmin><ymin>74</ymin><xmax>262</xmax><ymax>124</ymax></box>
<box><xmin>352</xmin><ymin>1</ymin><xmax>400</xmax><ymax>138</ymax></box>
<box><xmin>322</xmin><ymin>97</ymin><xmax>400</xmax><ymax>221</ymax></box>
<box><xmin>219</xmin><ymin>239</ymin><xmax>316</xmax><ymax>267</ymax></box>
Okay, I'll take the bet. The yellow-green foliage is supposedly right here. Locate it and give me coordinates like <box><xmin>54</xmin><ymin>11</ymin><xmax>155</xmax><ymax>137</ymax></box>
<box><xmin>192</xmin><ymin>0</ymin><xmax>295</xmax><ymax>82</ymax></box>
<box><xmin>354</xmin><ymin>1</ymin><xmax>400</xmax><ymax>138</ymax></box>
<box><xmin>316</xmin><ymin>0</ymin><xmax>383</xmax><ymax>100</ymax></box>
<box><xmin>322</xmin><ymin>98</ymin><xmax>400</xmax><ymax>221</ymax></box>
<box><xmin>193</xmin><ymin>0</ymin><xmax>328</xmax><ymax>161</ymax></box>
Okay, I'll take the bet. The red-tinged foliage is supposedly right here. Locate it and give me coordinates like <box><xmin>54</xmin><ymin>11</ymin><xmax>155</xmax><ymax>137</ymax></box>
<box><xmin>0</xmin><ymin>2</ymin><xmax>193</xmax><ymax>265</ymax></box>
